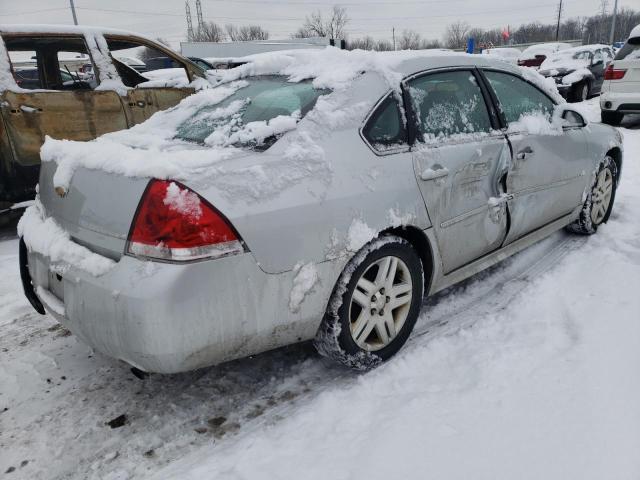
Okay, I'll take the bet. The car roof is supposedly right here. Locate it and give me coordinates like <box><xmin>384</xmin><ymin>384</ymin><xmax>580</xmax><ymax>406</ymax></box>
<box><xmin>0</xmin><ymin>24</ymin><xmax>138</xmax><ymax>37</ymax></box>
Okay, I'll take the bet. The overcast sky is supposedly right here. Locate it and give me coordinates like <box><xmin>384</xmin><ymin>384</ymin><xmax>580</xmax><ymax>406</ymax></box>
<box><xmin>1</xmin><ymin>0</ymin><xmax>637</xmax><ymax>47</ymax></box>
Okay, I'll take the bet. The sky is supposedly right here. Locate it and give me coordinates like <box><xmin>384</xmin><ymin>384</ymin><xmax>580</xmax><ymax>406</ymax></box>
<box><xmin>0</xmin><ymin>0</ymin><xmax>637</xmax><ymax>48</ymax></box>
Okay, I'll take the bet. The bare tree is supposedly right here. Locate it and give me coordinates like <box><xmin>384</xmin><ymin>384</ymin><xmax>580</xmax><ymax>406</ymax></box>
<box><xmin>192</xmin><ymin>21</ymin><xmax>225</xmax><ymax>42</ymax></box>
<box><xmin>398</xmin><ymin>29</ymin><xmax>421</xmax><ymax>50</ymax></box>
<box><xmin>226</xmin><ymin>24</ymin><xmax>269</xmax><ymax>41</ymax></box>
<box><xmin>347</xmin><ymin>36</ymin><xmax>376</xmax><ymax>50</ymax></box>
<box><xmin>292</xmin><ymin>5</ymin><xmax>349</xmax><ymax>39</ymax></box>
<box><xmin>444</xmin><ymin>20</ymin><xmax>470</xmax><ymax>49</ymax></box>
<box><xmin>421</xmin><ymin>38</ymin><xmax>443</xmax><ymax>49</ymax></box>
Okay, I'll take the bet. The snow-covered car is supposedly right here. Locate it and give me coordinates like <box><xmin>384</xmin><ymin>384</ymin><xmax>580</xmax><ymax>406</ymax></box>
<box><xmin>600</xmin><ymin>24</ymin><xmax>640</xmax><ymax>125</ymax></box>
<box><xmin>18</xmin><ymin>49</ymin><xmax>623</xmax><ymax>374</ymax></box>
<box><xmin>0</xmin><ymin>24</ymin><xmax>207</xmax><ymax>214</ymax></box>
<box><xmin>518</xmin><ymin>42</ymin><xmax>572</xmax><ymax>68</ymax></box>
<box><xmin>481</xmin><ymin>47</ymin><xmax>521</xmax><ymax>64</ymax></box>
<box><xmin>539</xmin><ymin>44</ymin><xmax>614</xmax><ymax>102</ymax></box>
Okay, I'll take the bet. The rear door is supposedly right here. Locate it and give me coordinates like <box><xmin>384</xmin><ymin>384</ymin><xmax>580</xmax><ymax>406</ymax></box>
<box><xmin>408</xmin><ymin>69</ymin><xmax>510</xmax><ymax>273</ymax></box>
<box><xmin>481</xmin><ymin>69</ymin><xmax>590</xmax><ymax>244</ymax></box>
<box><xmin>590</xmin><ymin>48</ymin><xmax>607</xmax><ymax>92</ymax></box>
<box><xmin>0</xmin><ymin>34</ymin><xmax>128</xmax><ymax>168</ymax></box>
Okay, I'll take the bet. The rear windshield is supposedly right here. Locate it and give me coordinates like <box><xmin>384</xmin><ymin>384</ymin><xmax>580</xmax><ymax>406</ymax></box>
<box><xmin>615</xmin><ymin>40</ymin><xmax>640</xmax><ymax>61</ymax></box>
<box><xmin>176</xmin><ymin>75</ymin><xmax>329</xmax><ymax>150</ymax></box>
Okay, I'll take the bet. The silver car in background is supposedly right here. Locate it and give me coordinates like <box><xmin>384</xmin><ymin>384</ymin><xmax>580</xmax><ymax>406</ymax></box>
<box><xmin>19</xmin><ymin>52</ymin><xmax>623</xmax><ymax>373</ymax></box>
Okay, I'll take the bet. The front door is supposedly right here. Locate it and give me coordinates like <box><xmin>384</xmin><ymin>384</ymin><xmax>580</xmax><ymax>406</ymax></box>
<box><xmin>407</xmin><ymin>69</ymin><xmax>509</xmax><ymax>273</ymax></box>
<box><xmin>481</xmin><ymin>69</ymin><xmax>591</xmax><ymax>244</ymax></box>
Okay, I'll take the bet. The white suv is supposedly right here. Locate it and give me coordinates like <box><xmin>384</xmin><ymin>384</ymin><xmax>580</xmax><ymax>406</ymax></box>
<box><xmin>600</xmin><ymin>24</ymin><xmax>640</xmax><ymax>125</ymax></box>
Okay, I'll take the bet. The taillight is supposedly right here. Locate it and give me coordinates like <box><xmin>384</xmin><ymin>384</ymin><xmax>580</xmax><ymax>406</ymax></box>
<box><xmin>604</xmin><ymin>65</ymin><xmax>626</xmax><ymax>80</ymax></box>
<box><xmin>126</xmin><ymin>179</ymin><xmax>244</xmax><ymax>262</ymax></box>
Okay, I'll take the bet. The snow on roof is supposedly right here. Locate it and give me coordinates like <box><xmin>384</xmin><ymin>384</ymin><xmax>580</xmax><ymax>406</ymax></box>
<box><xmin>628</xmin><ymin>24</ymin><xmax>640</xmax><ymax>40</ymax></box>
<box><xmin>0</xmin><ymin>24</ymin><xmax>140</xmax><ymax>38</ymax></box>
<box><xmin>520</xmin><ymin>42</ymin><xmax>572</xmax><ymax>60</ymax></box>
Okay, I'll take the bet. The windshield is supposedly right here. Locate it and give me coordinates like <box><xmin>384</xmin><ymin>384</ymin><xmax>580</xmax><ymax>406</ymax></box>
<box><xmin>176</xmin><ymin>76</ymin><xmax>329</xmax><ymax>150</ymax></box>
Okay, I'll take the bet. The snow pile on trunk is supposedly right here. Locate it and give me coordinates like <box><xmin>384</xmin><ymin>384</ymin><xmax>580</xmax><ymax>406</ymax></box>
<box><xmin>288</xmin><ymin>262</ymin><xmax>319</xmax><ymax>313</ymax></box>
<box><xmin>17</xmin><ymin>199</ymin><xmax>115</xmax><ymax>276</ymax></box>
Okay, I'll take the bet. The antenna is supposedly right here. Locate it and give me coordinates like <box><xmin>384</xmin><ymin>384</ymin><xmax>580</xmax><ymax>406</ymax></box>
<box><xmin>185</xmin><ymin>0</ymin><xmax>194</xmax><ymax>41</ymax></box>
<box><xmin>195</xmin><ymin>0</ymin><xmax>204</xmax><ymax>30</ymax></box>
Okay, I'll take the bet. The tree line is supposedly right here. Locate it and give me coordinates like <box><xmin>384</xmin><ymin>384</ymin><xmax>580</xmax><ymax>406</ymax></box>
<box><xmin>187</xmin><ymin>5</ymin><xmax>639</xmax><ymax>50</ymax></box>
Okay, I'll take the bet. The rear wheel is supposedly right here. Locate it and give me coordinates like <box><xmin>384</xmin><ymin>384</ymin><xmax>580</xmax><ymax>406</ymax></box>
<box><xmin>314</xmin><ymin>236</ymin><xmax>424</xmax><ymax>370</ymax></box>
<box><xmin>567</xmin><ymin>156</ymin><xmax>617</xmax><ymax>235</ymax></box>
<box><xmin>601</xmin><ymin>110</ymin><xmax>623</xmax><ymax>126</ymax></box>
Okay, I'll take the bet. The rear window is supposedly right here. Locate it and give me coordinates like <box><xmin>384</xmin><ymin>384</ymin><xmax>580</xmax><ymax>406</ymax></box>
<box><xmin>615</xmin><ymin>40</ymin><xmax>640</xmax><ymax>61</ymax></box>
<box><xmin>176</xmin><ymin>76</ymin><xmax>329</xmax><ymax>150</ymax></box>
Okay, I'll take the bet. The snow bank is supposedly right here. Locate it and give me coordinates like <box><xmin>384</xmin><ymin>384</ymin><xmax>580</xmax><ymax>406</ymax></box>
<box><xmin>288</xmin><ymin>262</ymin><xmax>319</xmax><ymax>313</ymax></box>
<box><xmin>17</xmin><ymin>199</ymin><xmax>115</xmax><ymax>276</ymax></box>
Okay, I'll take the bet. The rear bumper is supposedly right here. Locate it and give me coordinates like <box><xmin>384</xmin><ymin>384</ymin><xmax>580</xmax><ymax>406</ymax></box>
<box><xmin>600</xmin><ymin>92</ymin><xmax>640</xmax><ymax>113</ymax></box>
<box><xmin>24</xmin><ymin>246</ymin><xmax>342</xmax><ymax>373</ymax></box>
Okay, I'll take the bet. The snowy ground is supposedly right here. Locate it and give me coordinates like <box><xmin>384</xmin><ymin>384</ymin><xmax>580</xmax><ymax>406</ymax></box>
<box><xmin>1</xmin><ymin>99</ymin><xmax>639</xmax><ymax>479</ymax></box>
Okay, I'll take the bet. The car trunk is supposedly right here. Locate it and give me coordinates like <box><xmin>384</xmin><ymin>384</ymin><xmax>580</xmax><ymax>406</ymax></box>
<box><xmin>38</xmin><ymin>161</ymin><xmax>150</xmax><ymax>260</ymax></box>
<box><xmin>608</xmin><ymin>58</ymin><xmax>640</xmax><ymax>93</ymax></box>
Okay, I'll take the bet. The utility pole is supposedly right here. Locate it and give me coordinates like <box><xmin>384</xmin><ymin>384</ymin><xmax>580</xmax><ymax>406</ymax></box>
<box><xmin>69</xmin><ymin>0</ymin><xmax>78</xmax><ymax>25</ymax></box>
<box><xmin>609</xmin><ymin>0</ymin><xmax>619</xmax><ymax>44</ymax></box>
<box><xmin>392</xmin><ymin>27</ymin><xmax>396</xmax><ymax>51</ymax></box>
<box><xmin>195</xmin><ymin>0</ymin><xmax>204</xmax><ymax>30</ymax></box>
<box><xmin>185</xmin><ymin>1</ymin><xmax>194</xmax><ymax>41</ymax></box>
<box><xmin>555</xmin><ymin>0</ymin><xmax>563</xmax><ymax>41</ymax></box>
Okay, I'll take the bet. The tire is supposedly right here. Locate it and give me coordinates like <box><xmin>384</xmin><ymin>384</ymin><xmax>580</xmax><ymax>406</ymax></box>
<box><xmin>601</xmin><ymin>110</ymin><xmax>623</xmax><ymax>126</ymax></box>
<box><xmin>570</xmin><ymin>81</ymin><xmax>589</xmax><ymax>103</ymax></box>
<box><xmin>314</xmin><ymin>235</ymin><xmax>424</xmax><ymax>370</ymax></box>
<box><xmin>566</xmin><ymin>156</ymin><xmax>617</xmax><ymax>235</ymax></box>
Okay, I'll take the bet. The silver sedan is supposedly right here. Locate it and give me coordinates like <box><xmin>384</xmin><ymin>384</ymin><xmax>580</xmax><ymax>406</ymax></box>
<box><xmin>20</xmin><ymin>53</ymin><xmax>623</xmax><ymax>373</ymax></box>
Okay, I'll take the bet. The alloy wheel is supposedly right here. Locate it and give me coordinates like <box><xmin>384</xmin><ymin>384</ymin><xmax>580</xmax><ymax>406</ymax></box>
<box><xmin>348</xmin><ymin>255</ymin><xmax>413</xmax><ymax>351</ymax></box>
<box><xmin>590</xmin><ymin>167</ymin><xmax>613</xmax><ymax>225</ymax></box>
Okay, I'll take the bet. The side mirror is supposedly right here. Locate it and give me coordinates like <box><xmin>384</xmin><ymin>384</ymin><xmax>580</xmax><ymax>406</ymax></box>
<box><xmin>592</xmin><ymin>58</ymin><xmax>604</xmax><ymax>67</ymax></box>
<box><xmin>560</xmin><ymin>108</ymin><xmax>586</xmax><ymax>128</ymax></box>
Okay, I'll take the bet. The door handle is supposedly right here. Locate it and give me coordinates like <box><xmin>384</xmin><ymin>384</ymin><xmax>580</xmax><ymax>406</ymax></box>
<box><xmin>420</xmin><ymin>167</ymin><xmax>449</xmax><ymax>181</ymax></box>
<box><xmin>129</xmin><ymin>101</ymin><xmax>147</xmax><ymax>108</ymax></box>
<box><xmin>19</xmin><ymin>105</ymin><xmax>42</xmax><ymax>113</ymax></box>
<box><xmin>516</xmin><ymin>146</ymin><xmax>533</xmax><ymax>160</ymax></box>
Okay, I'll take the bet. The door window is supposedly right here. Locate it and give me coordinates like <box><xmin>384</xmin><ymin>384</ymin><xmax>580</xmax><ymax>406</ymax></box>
<box><xmin>407</xmin><ymin>70</ymin><xmax>492</xmax><ymax>141</ymax></box>
<box><xmin>105</xmin><ymin>37</ymin><xmax>190</xmax><ymax>87</ymax></box>
<box><xmin>483</xmin><ymin>70</ymin><xmax>555</xmax><ymax>125</ymax></box>
<box><xmin>362</xmin><ymin>94</ymin><xmax>407</xmax><ymax>150</ymax></box>
<box><xmin>3</xmin><ymin>36</ymin><xmax>97</xmax><ymax>91</ymax></box>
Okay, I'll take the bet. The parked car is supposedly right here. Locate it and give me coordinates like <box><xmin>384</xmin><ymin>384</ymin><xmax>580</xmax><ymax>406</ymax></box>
<box><xmin>0</xmin><ymin>24</ymin><xmax>206</xmax><ymax>213</ymax></box>
<box><xmin>518</xmin><ymin>42</ymin><xmax>572</xmax><ymax>68</ymax></box>
<box><xmin>539</xmin><ymin>44</ymin><xmax>614</xmax><ymax>102</ymax></box>
<box><xmin>600</xmin><ymin>24</ymin><xmax>640</xmax><ymax>125</ymax></box>
<box><xmin>481</xmin><ymin>47</ymin><xmax>521</xmax><ymax>64</ymax></box>
<box><xmin>19</xmin><ymin>51</ymin><xmax>622</xmax><ymax>374</ymax></box>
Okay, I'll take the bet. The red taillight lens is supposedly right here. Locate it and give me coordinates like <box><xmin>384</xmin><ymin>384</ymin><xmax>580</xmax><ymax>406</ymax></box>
<box><xmin>604</xmin><ymin>65</ymin><xmax>626</xmax><ymax>80</ymax></box>
<box><xmin>127</xmin><ymin>179</ymin><xmax>244</xmax><ymax>262</ymax></box>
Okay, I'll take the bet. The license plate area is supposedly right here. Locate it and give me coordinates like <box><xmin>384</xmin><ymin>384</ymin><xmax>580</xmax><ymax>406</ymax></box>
<box><xmin>48</xmin><ymin>270</ymin><xmax>65</xmax><ymax>302</ymax></box>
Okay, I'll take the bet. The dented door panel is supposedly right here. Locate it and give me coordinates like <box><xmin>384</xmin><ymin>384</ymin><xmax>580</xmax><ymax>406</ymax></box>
<box><xmin>413</xmin><ymin>135</ymin><xmax>510</xmax><ymax>273</ymax></box>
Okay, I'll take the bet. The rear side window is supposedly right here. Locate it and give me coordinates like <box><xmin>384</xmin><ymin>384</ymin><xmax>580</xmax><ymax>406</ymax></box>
<box><xmin>615</xmin><ymin>41</ymin><xmax>640</xmax><ymax>61</ymax></box>
<box><xmin>483</xmin><ymin>70</ymin><xmax>555</xmax><ymax>124</ymax></box>
<box><xmin>407</xmin><ymin>70</ymin><xmax>492</xmax><ymax>141</ymax></box>
<box><xmin>362</xmin><ymin>95</ymin><xmax>407</xmax><ymax>150</ymax></box>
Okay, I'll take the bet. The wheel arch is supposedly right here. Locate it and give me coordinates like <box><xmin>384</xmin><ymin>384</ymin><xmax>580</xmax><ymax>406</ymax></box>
<box><xmin>380</xmin><ymin>225</ymin><xmax>435</xmax><ymax>295</ymax></box>
<box><xmin>606</xmin><ymin>146</ymin><xmax>622</xmax><ymax>182</ymax></box>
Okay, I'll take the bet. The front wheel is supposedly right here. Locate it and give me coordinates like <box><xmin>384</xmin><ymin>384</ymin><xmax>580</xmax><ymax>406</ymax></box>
<box><xmin>314</xmin><ymin>236</ymin><xmax>424</xmax><ymax>370</ymax></box>
<box><xmin>567</xmin><ymin>156</ymin><xmax>617</xmax><ymax>235</ymax></box>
